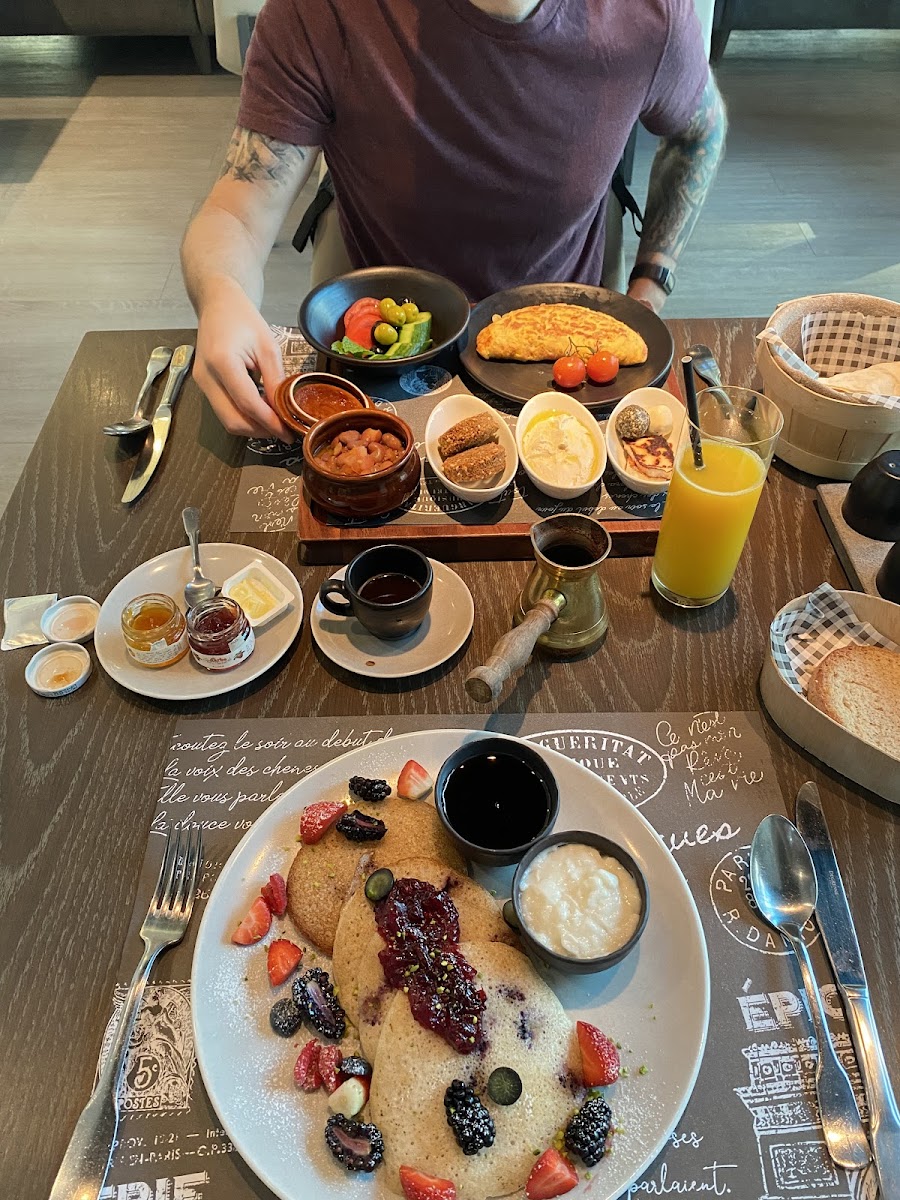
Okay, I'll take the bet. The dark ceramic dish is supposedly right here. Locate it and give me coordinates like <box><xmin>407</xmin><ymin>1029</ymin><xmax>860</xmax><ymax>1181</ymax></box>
<box><xmin>299</xmin><ymin>266</ymin><xmax>471</xmax><ymax>374</ymax></box>
<box><xmin>302</xmin><ymin>409</ymin><xmax>420</xmax><ymax>519</ymax></box>
<box><xmin>272</xmin><ymin>371</ymin><xmax>372</xmax><ymax>436</ymax></box>
<box><xmin>434</xmin><ymin>736</ymin><xmax>559</xmax><ymax>867</ymax></box>
<box><xmin>319</xmin><ymin>544</ymin><xmax>433</xmax><ymax>640</ymax></box>
<box><xmin>512</xmin><ymin>830</ymin><xmax>649</xmax><ymax>974</ymax></box>
<box><xmin>842</xmin><ymin>449</ymin><xmax>900</xmax><ymax>541</ymax></box>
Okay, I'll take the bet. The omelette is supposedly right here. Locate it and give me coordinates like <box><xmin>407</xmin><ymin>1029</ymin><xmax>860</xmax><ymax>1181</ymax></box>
<box><xmin>476</xmin><ymin>302</ymin><xmax>648</xmax><ymax>365</ymax></box>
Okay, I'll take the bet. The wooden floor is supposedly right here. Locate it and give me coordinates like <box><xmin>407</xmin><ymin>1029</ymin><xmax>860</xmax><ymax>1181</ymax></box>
<box><xmin>1</xmin><ymin>30</ymin><xmax>898</xmax><ymax>515</ymax></box>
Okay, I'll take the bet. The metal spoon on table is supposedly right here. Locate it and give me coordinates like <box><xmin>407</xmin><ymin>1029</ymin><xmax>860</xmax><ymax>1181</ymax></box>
<box><xmin>182</xmin><ymin>507</ymin><xmax>216</xmax><ymax>609</ymax></box>
<box><xmin>686</xmin><ymin>343</ymin><xmax>761</xmax><ymax>437</ymax></box>
<box><xmin>102</xmin><ymin>346</ymin><xmax>173</xmax><ymax>436</ymax></box>
<box><xmin>750</xmin><ymin>815</ymin><xmax>871</xmax><ymax>1172</ymax></box>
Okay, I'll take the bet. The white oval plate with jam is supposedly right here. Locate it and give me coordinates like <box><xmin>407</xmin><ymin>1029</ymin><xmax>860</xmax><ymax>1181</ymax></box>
<box><xmin>192</xmin><ymin>729</ymin><xmax>710</xmax><ymax>1200</ymax></box>
<box><xmin>94</xmin><ymin>543</ymin><xmax>303</xmax><ymax>701</ymax></box>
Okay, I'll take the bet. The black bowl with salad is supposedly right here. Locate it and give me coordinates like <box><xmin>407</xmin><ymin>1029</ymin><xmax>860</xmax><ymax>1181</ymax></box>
<box><xmin>299</xmin><ymin>266</ymin><xmax>471</xmax><ymax>372</ymax></box>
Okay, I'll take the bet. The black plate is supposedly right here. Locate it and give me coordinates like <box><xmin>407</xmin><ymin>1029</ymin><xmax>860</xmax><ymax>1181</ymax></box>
<box><xmin>459</xmin><ymin>283</ymin><xmax>674</xmax><ymax>410</ymax></box>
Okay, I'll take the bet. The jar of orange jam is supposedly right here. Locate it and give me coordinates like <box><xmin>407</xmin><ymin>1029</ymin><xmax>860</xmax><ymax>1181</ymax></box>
<box><xmin>121</xmin><ymin>593</ymin><xmax>189</xmax><ymax>668</ymax></box>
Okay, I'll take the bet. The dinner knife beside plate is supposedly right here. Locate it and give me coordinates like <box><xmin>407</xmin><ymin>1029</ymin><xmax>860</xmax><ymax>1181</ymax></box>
<box><xmin>796</xmin><ymin>781</ymin><xmax>900</xmax><ymax>1195</ymax></box>
<box><xmin>122</xmin><ymin>344</ymin><xmax>194</xmax><ymax>504</ymax></box>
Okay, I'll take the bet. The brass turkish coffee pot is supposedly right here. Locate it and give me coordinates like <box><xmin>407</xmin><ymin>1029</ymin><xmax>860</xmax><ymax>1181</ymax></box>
<box><xmin>465</xmin><ymin>514</ymin><xmax>611</xmax><ymax>704</ymax></box>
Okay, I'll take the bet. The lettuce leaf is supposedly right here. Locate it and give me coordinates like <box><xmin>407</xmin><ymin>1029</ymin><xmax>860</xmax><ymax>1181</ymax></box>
<box><xmin>331</xmin><ymin>337</ymin><xmax>378</xmax><ymax>359</ymax></box>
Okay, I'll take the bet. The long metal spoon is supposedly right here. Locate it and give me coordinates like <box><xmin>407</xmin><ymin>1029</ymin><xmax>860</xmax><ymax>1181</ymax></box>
<box><xmin>750</xmin><ymin>815</ymin><xmax>871</xmax><ymax>1172</ymax></box>
<box><xmin>182</xmin><ymin>508</ymin><xmax>216</xmax><ymax>609</ymax></box>
<box><xmin>102</xmin><ymin>346</ymin><xmax>173</xmax><ymax>436</ymax></box>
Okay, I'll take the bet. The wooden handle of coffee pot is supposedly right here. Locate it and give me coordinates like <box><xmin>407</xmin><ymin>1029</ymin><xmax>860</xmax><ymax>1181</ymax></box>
<box><xmin>465</xmin><ymin>594</ymin><xmax>564</xmax><ymax>704</ymax></box>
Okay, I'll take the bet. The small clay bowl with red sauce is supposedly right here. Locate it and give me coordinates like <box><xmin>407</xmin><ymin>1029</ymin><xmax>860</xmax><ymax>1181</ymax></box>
<box><xmin>272</xmin><ymin>371</ymin><xmax>373</xmax><ymax>436</ymax></box>
<box><xmin>302</xmin><ymin>410</ymin><xmax>421</xmax><ymax>519</ymax></box>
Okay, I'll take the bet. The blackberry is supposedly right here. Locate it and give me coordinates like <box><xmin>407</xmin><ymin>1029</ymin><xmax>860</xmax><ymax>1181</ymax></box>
<box><xmin>324</xmin><ymin>1114</ymin><xmax>384</xmax><ymax>1172</ymax></box>
<box><xmin>269</xmin><ymin>997</ymin><xmax>304</xmax><ymax>1038</ymax></box>
<box><xmin>292</xmin><ymin>967</ymin><xmax>346</xmax><ymax>1040</ymax></box>
<box><xmin>349</xmin><ymin>776</ymin><xmax>391</xmax><ymax>803</ymax></box>
<box><xmin>444</xmin><ymin>1080</ymin><xmax>495</xmax><ymax>1155</ymax></box>
<box><xmin>564</xmin><ymin>1096</ymin><xmax>612</xmax><ymax>1166</ymax></box>
<box><xmin>340</xmin><ymin>1055</ymin><xmax>373</xmax><ymax>1079</ymax></box>
<box><xmin>337</xmin><ymin>810</ymin><xmax>387</xmax><ymax>842</ymax></box>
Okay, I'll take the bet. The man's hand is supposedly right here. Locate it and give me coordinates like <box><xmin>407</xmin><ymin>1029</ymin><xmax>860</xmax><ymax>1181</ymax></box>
<box><xmin>181</xmin><ymin>126</ymin><xmax>318</xmax><ymax>440</ymax></box>
<box><xmin>627</xmin><ymin>276</ymin><xmax>668</xmax><ymax>314</ymax></box>
<box><xmin>194</xmin><ymin>278</ymin><xmax>291</xmax><ymax>440</ymax></box>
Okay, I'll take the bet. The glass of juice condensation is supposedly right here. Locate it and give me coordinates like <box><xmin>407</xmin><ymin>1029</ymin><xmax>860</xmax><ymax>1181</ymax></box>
<box><xmin>650</xmin><ymin>387</ymin><xmax>783</xmax><ymax>608</ymax></box>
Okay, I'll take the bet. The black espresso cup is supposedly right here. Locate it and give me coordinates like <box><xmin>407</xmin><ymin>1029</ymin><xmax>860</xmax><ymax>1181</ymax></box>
<box><xmin>841</xmin><ymin>450</ymin><xmax>900</xmax><ymax>541</ymax></box>
<box><xmin>319</xmin><ymin>544</ymin><xmax>433</xmax><ymax>640</ymax></box>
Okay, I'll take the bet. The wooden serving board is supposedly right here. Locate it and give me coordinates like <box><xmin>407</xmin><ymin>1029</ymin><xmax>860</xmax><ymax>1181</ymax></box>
<box><xmin>297</xmin><ymin>366</ymin><xmax>681</xmax><ymax>564</ymax></box>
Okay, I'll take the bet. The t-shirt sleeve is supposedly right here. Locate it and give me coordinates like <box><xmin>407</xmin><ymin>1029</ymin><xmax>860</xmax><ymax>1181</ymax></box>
<box><xmin>640</xmin><ymin>0</ymin><xmax>710</xmax><ymax>138</ymax></box>
<box><xmin>236</xmin><ymin>0</ymin><xmax>334</xmax><ymax>147</ymax></box>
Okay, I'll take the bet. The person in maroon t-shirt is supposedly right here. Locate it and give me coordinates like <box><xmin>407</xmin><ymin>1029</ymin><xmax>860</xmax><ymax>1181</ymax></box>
<box><xmin>182</xmin><ymin>0</ymin><xmax>726</xmax><ymax>439</ymax></box>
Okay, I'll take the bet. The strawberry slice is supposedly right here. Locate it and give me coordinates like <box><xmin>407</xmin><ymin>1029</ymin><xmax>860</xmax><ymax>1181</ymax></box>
<box><xmin>267</xmin><ymin>938</ymin><xmax>303</xmax><ymax>986</ymax></box>
<box><xmin>399</xmin><ymin>1166</ymin><xmax>457</xmax><ymax>1200</ymax></box>
<box><xmin>318</xmin><ymin>1044</ymin><xmax>343</xmax><ymax>1093</ymax></box>
<box><xmin>397</xmin><ymin>759</ymin><xmax>433</xmax><ymax>801</ymax></box>
<box><xmin>260</xmin><ymin>872</ymin><xmax>288</xmax><ymax>916</ymax></box>
<box><xmin>577</xmin><ymin>1020</ymin><xmax>620</xmax><ymax>1087</ymax></box>
<box><xmin>525</xmin><ymin>1149</ymin><xmax>578</xmax><ymax>1200</ymax></box>
<box><xmin>231</xmin><ymin>896</ymin><xmax>272</xmax><ymax>945</ymax></box>
<box><xmin>300</xmin><ymin>800</ymin><xmax>347</xmax><ymax>844</ymax></box>
<box><xmin>294</xmin><ymin>1039</ymin><xmax>322</xmax><ymax>1092</ymax></box>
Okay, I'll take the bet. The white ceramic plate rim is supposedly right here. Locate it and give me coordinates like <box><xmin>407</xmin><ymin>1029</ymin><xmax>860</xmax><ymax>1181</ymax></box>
<box><xmin>94</xmin><ymin>543</ymin><xmax>303</xmax><ymax>700</ymax></box>
<box><xmin>309</xmin><ymin>558</ymin><xmax>474</xmax><ymax>678</ymax></box>
<box><xmin>424</xmin><ymin>392</ymin><xmax>519</xmax><ymax>503</ymax></box>
<box><xmin>515</xmin><ymin>392</ymin><xmax>608</xmax><ymax>499</ymax></box>
<box><xmin>605</xmin><ymin>388</ymin><xmax>682</xmax><ymax>496</ymax></box>
<box><xmin>192</xmin><ymin>729</ymin><xmax>710</xmax><ymax>1200</ymax></box>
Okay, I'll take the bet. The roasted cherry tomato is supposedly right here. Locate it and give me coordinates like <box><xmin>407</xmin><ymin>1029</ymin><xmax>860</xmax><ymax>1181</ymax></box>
<box><xmin>586</xmin><ymin>350</ymin><xmax>620</xmax><ymax>384</ymax></box>
<box><xmin>553</xmin><ymin>355</ymin><xmax>587</xmax><ymax>389</ymax></box>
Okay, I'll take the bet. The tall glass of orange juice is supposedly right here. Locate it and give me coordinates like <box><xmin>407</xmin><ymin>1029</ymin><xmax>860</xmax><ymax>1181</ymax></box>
<box><xmin>651</xmin><ymin>387</ymin><xmax>783</xmax><ymax>607</ymax></box>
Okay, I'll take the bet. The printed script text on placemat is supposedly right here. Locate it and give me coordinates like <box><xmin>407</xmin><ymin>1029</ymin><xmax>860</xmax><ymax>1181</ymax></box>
<box><xmin>98</xmin><ymin>714</ymin><xmax>875</xmax><ymax>1200</ymax></box>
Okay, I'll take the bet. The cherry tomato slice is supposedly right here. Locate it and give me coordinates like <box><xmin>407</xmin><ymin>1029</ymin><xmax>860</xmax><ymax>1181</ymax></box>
<box><xmin>586</xmin><ymin>350</ymin><xmax>620</xmax><ymax>384</ymax></box>
<box><xmin>553</xmin><ymin>355</ymin><xmax>587</xmax><ymax>389</ymax></box>
<box><xmin>344</xmin><ymin>314</ymin><xmax>376</xmax><ymax>350</ymax></box>
<box><xmin>343</xmin><ymin>297</ymin><xmax>381</xmax><ymax>326</ymax></box>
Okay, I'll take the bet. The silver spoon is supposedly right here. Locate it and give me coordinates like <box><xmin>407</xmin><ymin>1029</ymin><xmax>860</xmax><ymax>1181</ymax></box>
<box><xmin>182</xmin><ymin>507</ymin><xmax>216</xmax><ymax>609</ymax></box>
<box><xmin>103</xmin><ymin>346</ymin><xmax>173</xmax><ymax>436</ymax></box>
<box><xmin>750</xmin><ymin>815</ymin><xmax>871</xmax><ymax>1172</ymax></box>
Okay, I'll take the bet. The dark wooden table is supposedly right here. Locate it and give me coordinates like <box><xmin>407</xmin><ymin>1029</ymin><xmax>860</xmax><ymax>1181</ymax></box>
<box><xmin>1</xmin><ymin>319</ymin><xmax>898</xmax><ymax>1198</ymax></box>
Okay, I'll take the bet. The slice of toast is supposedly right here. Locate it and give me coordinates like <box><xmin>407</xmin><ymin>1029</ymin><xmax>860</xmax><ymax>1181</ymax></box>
<box><xmin>807</xmin><ymin>645</ymin><xmax>900</xmax><ymax>759</ymax></box>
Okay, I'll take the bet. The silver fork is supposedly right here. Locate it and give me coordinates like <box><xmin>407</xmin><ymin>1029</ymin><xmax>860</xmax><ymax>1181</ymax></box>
<box><xmin>48</xmin><ymin>827</ymin><xmax>202</xmax><ymax>1200</ymax></box>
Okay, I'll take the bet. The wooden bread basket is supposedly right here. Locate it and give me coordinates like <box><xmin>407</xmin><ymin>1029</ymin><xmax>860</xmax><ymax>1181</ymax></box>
<box><xmin>759</xmin><ymin>589</ymin><xmax>900</xmax><ymax>804</ymax></box>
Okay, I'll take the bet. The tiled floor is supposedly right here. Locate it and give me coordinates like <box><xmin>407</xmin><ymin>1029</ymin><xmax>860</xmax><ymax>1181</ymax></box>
<box><xmin>1</xmin><ymin>29</ymin><xmax>898</xmax><ymax>515</ymax></box>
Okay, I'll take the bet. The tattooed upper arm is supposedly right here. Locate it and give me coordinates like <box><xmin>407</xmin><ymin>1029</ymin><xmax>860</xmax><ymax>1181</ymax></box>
<box><xmin>219</xmin><ymin>126</ymin><xmax>312</xmax><ymax>189</ymax></box>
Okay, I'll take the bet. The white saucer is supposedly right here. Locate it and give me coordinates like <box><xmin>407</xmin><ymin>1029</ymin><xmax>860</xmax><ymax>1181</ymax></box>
<box><xmin>95</xmin><ymin>543</ymin><xmax>303</xmax><ymax>701</ymax></box>
<box><xmin>310</xmin><ymin>557</ymin><xmax>473</xmax><ymax>678</ymax></box>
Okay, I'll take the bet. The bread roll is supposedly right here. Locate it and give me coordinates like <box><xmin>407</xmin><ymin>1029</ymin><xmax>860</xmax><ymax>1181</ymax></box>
<box><xmin>807</xmin><ymin>645</ymin><xmax>900</xmax><ymax>758</ymax></box>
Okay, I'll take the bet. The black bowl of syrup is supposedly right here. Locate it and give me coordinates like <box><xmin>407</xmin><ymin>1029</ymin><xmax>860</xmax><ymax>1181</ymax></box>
<box><xmin>435</xmin><ymin>735</ymin><xmax>559</xmax><ymax>866</ymax></box>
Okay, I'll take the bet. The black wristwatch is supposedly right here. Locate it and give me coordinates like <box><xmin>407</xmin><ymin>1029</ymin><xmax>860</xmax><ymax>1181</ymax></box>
<box><xmin>628</xmin><ymin>263</ymin><xmax>675</xmax><ymax>296</ymax></box>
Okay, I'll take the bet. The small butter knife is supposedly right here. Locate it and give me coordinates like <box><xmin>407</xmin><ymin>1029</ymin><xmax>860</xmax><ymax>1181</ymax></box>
<box><xmin>796</xmin><ymin>781</ymin><xmax>900</xmax><ymax>1196</ymax></box>
<box><xmin>122</xmin><ymin>345</ymin><xmax>194</xmax><ymax>504</ymax></box>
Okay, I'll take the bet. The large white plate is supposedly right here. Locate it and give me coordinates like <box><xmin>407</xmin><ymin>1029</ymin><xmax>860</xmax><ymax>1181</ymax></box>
<box><xmin>95</xmin><ymin>543</ymin><xmax>303</xmax><ymax>700</ymax></box>
<box><xmin>192</xmin><ymin>730</ymin><xmax>709</xmax><ymax>1200</ymax></box>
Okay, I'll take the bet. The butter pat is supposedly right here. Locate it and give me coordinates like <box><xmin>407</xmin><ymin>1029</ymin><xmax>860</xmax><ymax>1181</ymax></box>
<box><xmin>518</xmin><ymin>842</ymin><xmax>641</xmax><ymax>959</ymax></box>
<box><xmin>522</xmin><ymin>412</ymin><xmax>597</xmax><ymax>489</ymax></box>
<box><xmin>221</xmin><ymin>561</ymin><xmax>292</xmax><ymax>629</ymax></box>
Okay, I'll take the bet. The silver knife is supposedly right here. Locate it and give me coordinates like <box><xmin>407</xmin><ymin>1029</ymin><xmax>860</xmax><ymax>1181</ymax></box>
<box><xmin>122</xmin><ymin>345</ymin><xmax>194</xmax><ymax>504</ymax></box>
<box><xmin>796</xmin><ymin>780</ymin><xmax>900</xmax><ymax>1195</ymax></box>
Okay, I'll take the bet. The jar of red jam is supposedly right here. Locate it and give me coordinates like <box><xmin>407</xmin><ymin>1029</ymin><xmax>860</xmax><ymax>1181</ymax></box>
<box><xmin>121</xmin><ymin>593</ymin><xmax>189</xmax><ymax>669</ymax></box>
<box><xmin>186</xmin><ymin>596</ymin><xmax>255</xmax><ymax>671</ymax></box>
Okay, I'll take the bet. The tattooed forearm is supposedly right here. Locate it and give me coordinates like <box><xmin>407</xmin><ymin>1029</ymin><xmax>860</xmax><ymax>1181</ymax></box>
<box><xmin>219</xmin><ymin>127</ymin><xmax>308</xmax><ymax>186</ymax></box>
<box><xmin>637</xmin><ymin>76</ymin><xmax>727</xmax><ymax>267</ymax></box>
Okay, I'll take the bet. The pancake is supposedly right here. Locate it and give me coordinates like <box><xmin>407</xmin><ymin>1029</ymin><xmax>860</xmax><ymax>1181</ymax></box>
<box><xmin>334</xmin><ymin>856</ymin><xmax>516</xmax><ymax>1032</ymax></box>
<box><xmin>476</xmin><ymin>303</ymin><xmax>648</xmax><ymax>366</ymax></box>
<box><xmin>370</xmin><ymin>940</ymin><xmax>579</xmax><ymax>1200</ymax></box>
<box><xmin>286</xmin><ymin>798</ymin><xmax>466</xmax><ymax>954</ymax></box>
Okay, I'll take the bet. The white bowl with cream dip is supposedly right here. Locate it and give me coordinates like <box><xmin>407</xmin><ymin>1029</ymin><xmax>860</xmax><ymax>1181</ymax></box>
<box><xmin>512</xmin><ymin>830</ymin><xmax>648</xmax><ymax>973</ymax></box>
<box><xmin>515</xmin><ymin>392</ymin><xmax>607</xmax><ymax>500</ymax></box>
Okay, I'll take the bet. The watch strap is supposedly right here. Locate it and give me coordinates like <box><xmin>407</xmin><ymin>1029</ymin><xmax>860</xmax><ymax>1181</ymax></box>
<box><xmin>628</xmin><ymin>263</ymin><xmax>674</xmax><ymax>295</ymax></box>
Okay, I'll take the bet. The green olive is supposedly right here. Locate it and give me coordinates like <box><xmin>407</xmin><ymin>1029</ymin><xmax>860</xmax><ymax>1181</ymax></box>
<box><xmin>384</xmin><ymin>304</ymin><xmax>406</xmax><ymax>327</ymax></box>
<box><xmin>401</xmin><ymin>301</ymin><xmax>419</xmax><ymax>321</ymax></box>
<box><xmin>378</xmin><ymin>297</ymin><xmax>397</xmax><ymax>321</ymax></box>
<box><xmin>374</xmin><ymin>321</ymin><xmax>399</xmax><ymax>347</ymax></box>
